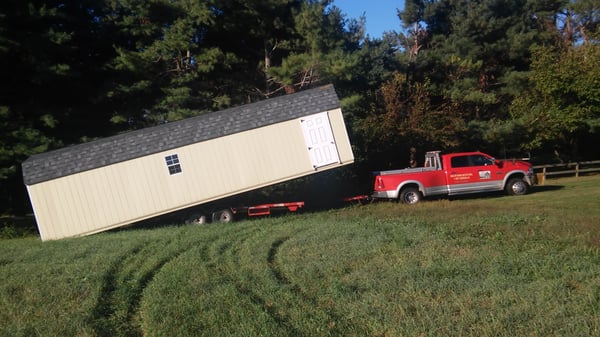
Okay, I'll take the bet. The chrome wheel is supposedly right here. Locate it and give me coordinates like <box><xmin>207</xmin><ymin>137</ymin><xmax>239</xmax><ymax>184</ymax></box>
<box><xmin>400</xmin><ymin>187</ymin><xmax>422</xmax><ymax>204</ymax></box>
<box><xmin>506</xmin><ymin>178</ymin><xmax>528</xmax><ymax>196</ymax></box>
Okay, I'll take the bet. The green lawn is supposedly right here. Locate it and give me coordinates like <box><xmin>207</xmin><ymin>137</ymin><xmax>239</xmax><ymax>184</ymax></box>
<box><xmin>1</xmin><ymin>176</ymin><xmax>598</xmax><ymax>337</ymax></box>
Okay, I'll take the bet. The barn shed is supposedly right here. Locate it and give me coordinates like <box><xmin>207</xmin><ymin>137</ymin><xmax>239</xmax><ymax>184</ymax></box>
<box><xmin>22</xmin><ymin>84</ymin><xmax>354</xmax><ymax>240</ymax></box>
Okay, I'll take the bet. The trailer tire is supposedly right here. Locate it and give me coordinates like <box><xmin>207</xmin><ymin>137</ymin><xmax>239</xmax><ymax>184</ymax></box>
<box><xmin>213</xmin><ymin>209</ymin><xmax>234</xmax><ymax>223</ymax></box>
<box><xmin>399</xmin><ymin>187</ymin><xmax>422</xmax><ymax>205</ymax></box>
<box><xmin>186</xmin><ymin>214</ymin><xmax>207</xmax><ymax>225</ymax></box>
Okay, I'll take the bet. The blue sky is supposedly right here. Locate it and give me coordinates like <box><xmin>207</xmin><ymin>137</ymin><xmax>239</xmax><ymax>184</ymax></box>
<box><xmin>334</xmin><ymin>0</ymin><xmax>406</xmax><ymax>38</ymax></box>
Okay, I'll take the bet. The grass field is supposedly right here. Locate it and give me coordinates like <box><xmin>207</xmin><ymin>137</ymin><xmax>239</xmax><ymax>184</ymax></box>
<box><xmin>1</xmin><ymin>176</ymin><xmax>598</xmax><ymax>337</ymax></box>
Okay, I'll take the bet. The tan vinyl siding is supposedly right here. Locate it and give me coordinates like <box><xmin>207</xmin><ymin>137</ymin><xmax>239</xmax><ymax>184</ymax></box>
<box><xmin>27</xmin><ymin>109</ymin><xmax>353</xmax><ymax>240</ymax></box>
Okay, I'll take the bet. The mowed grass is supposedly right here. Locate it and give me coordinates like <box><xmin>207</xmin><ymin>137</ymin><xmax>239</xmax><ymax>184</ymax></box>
<box><xmin>1</xmin><ymin>176</ymin><xmax>598</xmax><ymax>337</ymax></box>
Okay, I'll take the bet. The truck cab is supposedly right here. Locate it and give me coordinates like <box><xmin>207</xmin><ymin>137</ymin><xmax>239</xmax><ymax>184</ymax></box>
<box><xmin>446</xmin><ymin>152</ymin><xmax>512</xmax><ymax>194</ymax></box>
<box><xmin>372</xmin><ymin>151</ymin><xmax>534</xmax><ymax>204</ymax></box>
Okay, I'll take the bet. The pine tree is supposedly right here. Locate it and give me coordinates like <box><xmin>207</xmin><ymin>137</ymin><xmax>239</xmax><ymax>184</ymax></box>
<box><xmin>395</xmin><ymin>0</ymin><xmax>565</xmax><ymax>153</ymax></box>
<box><xmin>0</xmin><ymin>0</ymin><xmax>115</xmax><ymax>213</ymax></box>
<box><xmin>267</xmin><ymin>1</ymin><xmax>361</xmax><ymax>93</ymax></box>
<box><xmin>105</xmin><ymin>0</ymin><xmax>236</xmax><ymax>126</ymax></box>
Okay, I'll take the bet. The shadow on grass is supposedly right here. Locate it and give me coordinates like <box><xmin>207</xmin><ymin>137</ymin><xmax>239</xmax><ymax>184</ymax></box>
<box><xmin>0</xmin><ymin>215</ymin><xmax>38</xmax><ymax>239</ymax></box>
<box><xmin>443</xmin><ymin>184</ymin><xmax>565</xmax><ymax>202</ymax></box>
<box><xmin>529</xmin><ymin>184</ymin><xmax>565</xmax><ymax>193</ymax></box>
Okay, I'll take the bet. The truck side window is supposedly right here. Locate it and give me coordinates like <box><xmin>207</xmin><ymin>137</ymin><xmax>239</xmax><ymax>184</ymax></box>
<box><xmin>471</xmin><ymin>155</ymin><xmax>493</xmax><ymax>166</ymax></box>
<box><xmin>451</xmin><ymin>155</ymin><xmax>493</xmax><ymax>168</ymax></box>
<box><xmin>451</xmin><ymin>156</ymin><xmax>470</xmax><ymax>168</ymax></box>
<box><xmin>471</xmin><ymin>155</ymin><xmax>484</xmax><ymax>166</ymax></box>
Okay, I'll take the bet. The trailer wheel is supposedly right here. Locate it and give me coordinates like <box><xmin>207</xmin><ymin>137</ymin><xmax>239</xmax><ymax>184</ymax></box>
<box><xmin>399</xmin><ymin>187</ymin><xmax>422</xmax><ymax>205</ymax></box>
<box><xmin>213</xmin><ymin>209</ymin><xmax>234</xmax><ymax>223</ymax></box>
<box><xmin>186</xmin><ymin>214</ymin><xmax>207</xmax><ymax>225</ymax></box>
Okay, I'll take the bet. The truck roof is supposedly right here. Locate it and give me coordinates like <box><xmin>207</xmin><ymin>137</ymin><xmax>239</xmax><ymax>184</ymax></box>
<box><xmin>441</xmin><ymin>151</ymin><xmax>489</xmax><ymax>157</ymax></box>
<box><xmin>22</xmin><ymin>85</ymin><xmax>340</xmax><ymax>185</ymax></box>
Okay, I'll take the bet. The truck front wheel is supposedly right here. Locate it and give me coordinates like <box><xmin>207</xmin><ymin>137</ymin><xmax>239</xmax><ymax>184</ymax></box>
<box><xmin>506</xmin><ymin>177</ymin><xmax>529</xmax><ymax>196</ymax></box>
<box><xmin>400</xmin><ymin>187</ymin><xmax>422</xmax><ymax>205</ymax></box>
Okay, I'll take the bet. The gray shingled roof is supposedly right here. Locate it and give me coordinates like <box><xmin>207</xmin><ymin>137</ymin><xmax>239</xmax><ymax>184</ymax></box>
<box><xmin>22</xmin><ymin>84</ymin><xmax>340</xmax><ymax>185</ymax></box>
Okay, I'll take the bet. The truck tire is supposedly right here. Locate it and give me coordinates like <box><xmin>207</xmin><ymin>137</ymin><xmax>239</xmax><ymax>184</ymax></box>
<box><xmin>399</xmin><ymin>187</ymin><xmax>422</xmax><ymax>204</ymax></box>
<box><xmin>212</xmin><ymin>209</ymin><xmax>234</xmax><ymax>223</ymax></box>
<box><xmin>506</xmin><ymin>177</ymin><xmax>528</xmax><ymax>196</ymax></box>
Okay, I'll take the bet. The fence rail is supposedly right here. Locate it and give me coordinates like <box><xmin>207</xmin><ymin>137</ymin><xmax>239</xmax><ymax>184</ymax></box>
<box><xmin>533</xmin><ymin>160</ymin><xmax>600</xmax><ymax>184</ymax></box>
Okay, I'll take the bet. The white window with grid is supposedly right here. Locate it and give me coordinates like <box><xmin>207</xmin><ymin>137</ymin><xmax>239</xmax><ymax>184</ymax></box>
<box><xmin>165</xmin><ymin>154</ymin><xmax>182</xmax><ymax>175</ymax></box>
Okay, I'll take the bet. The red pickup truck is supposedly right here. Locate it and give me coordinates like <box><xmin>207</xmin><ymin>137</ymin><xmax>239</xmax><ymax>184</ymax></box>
<box><xmin>372</xmin><ymin>151</ymin><xmax>534</xmax><ymax>204</ymax></box>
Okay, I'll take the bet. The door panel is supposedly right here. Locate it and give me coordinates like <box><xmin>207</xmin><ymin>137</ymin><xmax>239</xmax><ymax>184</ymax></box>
<box><xmin>447</xmin><ymin>154</ymin><xmax>503</xmax><ymax>194</ymax></box>
<box><xmin>300</xmin><ymin>112</ymin><xmax>340</xmax><ymax>169</ymax></box>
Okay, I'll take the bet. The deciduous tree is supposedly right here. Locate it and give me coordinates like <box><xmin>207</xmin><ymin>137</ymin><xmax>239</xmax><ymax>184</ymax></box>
<box><xmin>510</xmin><ymin>43</ymin><xmax>600</xmax><ymax>160</ymax></box>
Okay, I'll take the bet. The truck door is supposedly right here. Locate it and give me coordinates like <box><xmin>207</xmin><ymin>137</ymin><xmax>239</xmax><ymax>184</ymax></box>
<box><xmin>447</xmin><ymin>154</ymin><xmax>503</xmax><ymax>194</ymax></box>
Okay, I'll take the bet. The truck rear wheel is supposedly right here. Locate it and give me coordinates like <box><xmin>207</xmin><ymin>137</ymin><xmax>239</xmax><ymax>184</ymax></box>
<box><xmin>400</xmin><ymin>187</ymin><xmax>422</xmax><ymax>205</ymax></box>
<box><xmin>506</xmin><ymin>177</ymin><xmax>529</xmax><ymax>196</ymax></box>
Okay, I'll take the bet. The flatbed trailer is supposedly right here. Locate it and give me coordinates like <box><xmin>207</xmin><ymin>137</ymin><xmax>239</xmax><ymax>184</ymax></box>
<box><xmin>188</xmin><ymin>201</ymin><xmax>305</xmax><ymax>224</ymax></box>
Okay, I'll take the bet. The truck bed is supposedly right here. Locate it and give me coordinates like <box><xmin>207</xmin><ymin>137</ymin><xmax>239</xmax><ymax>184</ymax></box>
<box><xmin>376</xmin><ymin>166</ymin><xmax>439</xmax><ymax>176</ymax></box>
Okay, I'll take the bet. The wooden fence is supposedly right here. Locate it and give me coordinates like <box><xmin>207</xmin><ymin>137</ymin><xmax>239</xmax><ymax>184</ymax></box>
<box><xmin>533</xmin><ymin>160</ymin><xmax>600</xmax><ymax>185</ymax></box>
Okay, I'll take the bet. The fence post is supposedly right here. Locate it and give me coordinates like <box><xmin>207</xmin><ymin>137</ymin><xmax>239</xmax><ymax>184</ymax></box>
<box><xmin>542</xmin><ymin>167</ymin><xmax>547</xmax><ymax>185</ymax></box>
<box><xmin>576</xmin><ymin>163</ymin><xmax>579</xmax><ymax>177</ymax></box>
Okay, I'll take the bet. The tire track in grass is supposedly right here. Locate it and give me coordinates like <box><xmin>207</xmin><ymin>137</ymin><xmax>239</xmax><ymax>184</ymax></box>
<box><xmin>197</xmin><ymin>225</ymin><xmax>305</xmax><ymax>336</ymax></box>
<box><xmin>266</xmin><ymin>232</ymin><xmax>370</xmax><ymax>335</ymax></box>
<box><xmin>221</xmin><ymin>223</ymin><xmax>360</xmax><ymax>335</ymax></box>
<box><xmin>261</xmin><ymin>236</ymin><xmax>308</xmax><ymax>335</ymax></box>
<box><xmin>238</xmin><ymin>235</ymin><xmax>303</xmax><ymax>336</ymax></box>
<box><xmin>213</xmin><ymin>225</ymin><xmax>330</xmax><ymax>335</ymax></box>
<box><xmin>266</xmin><ymin>235</ymin><xmax>333</xmax><ymax>333</ymax></box>
<box><xmin>267</xmin><ymin>237</ymin><xmax>290</xmax><ymax>284</ymax></box>
<box><xmin>233</xmin><ymin>281</ymin><xmax>304</xmax><ymax>336</ymax></box>
<box><xmin>88</xmin><ymin>238</ymin><xmax>193</xmax><ymax>337</ymax></box>
<box><xmin>88</xmin><ymin>243</ymin><xmax>143</xmax><ymax>337</ymax></box>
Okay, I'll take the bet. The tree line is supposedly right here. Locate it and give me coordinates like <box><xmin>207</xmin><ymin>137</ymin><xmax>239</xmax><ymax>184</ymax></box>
<box><xmin>1</xmin><ymin>0</ymin><xmax>598</xmax><ymax>215</ymax></box>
